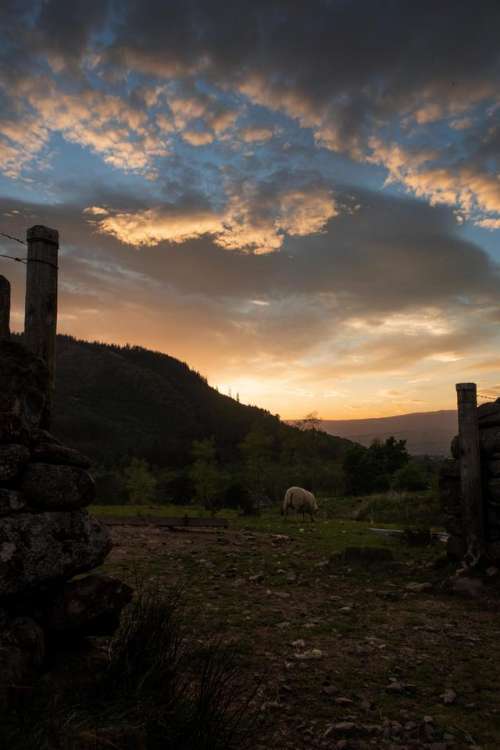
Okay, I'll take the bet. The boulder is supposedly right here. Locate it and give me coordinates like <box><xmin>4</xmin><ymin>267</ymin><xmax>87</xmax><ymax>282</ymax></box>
<box><xmin>40</xmin><ymin>574</ymin><xmax>133</xmax><ymax>636</ymax></box>
<box><xmin>478</xmin><ymin>400</ymin><xmax>500</xmax><ymax>429</ymax></box>
<box><xmin>0</xmin><ymin>510</ymin><xmax>111</xmax><ymax>597</ymax></box>
<box><xmin>0</xmin><ymin>444</ymin><xmax>30</xmax><ymax>482</ymax></box>
<box><xmin>0</xmin><ymin>616</ymin><xmax>45</xmax><ymax>705</ymax></box>
<box><xmin>30</xmin><ymin>428</ymin><xmax>61</xmax><ymax>447</ymax></box>
<box><xmin>0</xmin><ymin>413</ymin><xmax>30</xmax><ymax>445</ymax></box>
<box><xmin>30</xmin><ymin>443</ymin><xmax>91</xmax><ymax>469</ymax></box>
<box><xmin>0</xmin><ymin>339</ymin><xmax>49</xmax><ymax>429</ymax></box>
<box><xmin>0</xmin><ymin>489</ymin><xmax>26</xmax><ymax>516</ymax></box>
<box><xmin>20</xmin><ymin>463</ymin><xmax>95</xmax><ymax>510</ymax></box>
<box><xmin>480</xmin><ymin>426</ymin><xmax>500</xmax><ymax>456</ymax></box>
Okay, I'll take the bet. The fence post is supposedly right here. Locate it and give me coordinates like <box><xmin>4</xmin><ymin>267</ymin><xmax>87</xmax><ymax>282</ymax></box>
<box><xmin>0</xmin><ymin>275</ymin><xmax>10</xmax><ymax>339</ymax></box>
<box><xmin>456</xmin><ymin>382</ymin><xmax>484</xmax><ymax>565</ymax></box>
<box><xmin>24</xmin><ymin>225</ymin><xmax>59</xmax><ymax>424</ymax></box>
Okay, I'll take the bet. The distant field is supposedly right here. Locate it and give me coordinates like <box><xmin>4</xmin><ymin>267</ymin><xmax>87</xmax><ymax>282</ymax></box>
<box><xmin>91</xmin><ymin>488</ymin><xmax>444</xmax><ymax>530</ymax></box>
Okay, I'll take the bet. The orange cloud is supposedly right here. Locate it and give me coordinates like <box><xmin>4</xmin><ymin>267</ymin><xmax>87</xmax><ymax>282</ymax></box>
<box><xmin>87</xmin><ymin>186</ymin><xmax>338</xmax><ymax>252</ymax></box>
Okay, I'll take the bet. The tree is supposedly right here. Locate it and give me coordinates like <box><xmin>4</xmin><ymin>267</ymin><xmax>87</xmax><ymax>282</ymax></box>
<box><xmin>342</xmin><ymin>437</ymin><xmax>410</xmax><ymax>496</ymax></box>
<box><xmin>124</xmin><ymin>458</ymin><xmax>157</xmax><ymax>504</ymax></box>
<box><xmin>240</xmin><ymin>426</ymin><xmax>275</xmax><ymax>494</ymax></box>
<box><xmin>296</xmin><ymin>411</ymin><xmax>321</xmax><ymax>431</ymax></box>
<box><xmin>342</xmin><ymin>444</ymin><xmax>375</xmax><ymax>496</ymax></box>
<box><xmin>189</xmin><ymin>438</ymin><xmax>225</xmax><ymax>513</ymax></box>
<box><xmin>392</xmin><ymin>461</ymin><xmax>428</xmax><ymax>492</ymax></box>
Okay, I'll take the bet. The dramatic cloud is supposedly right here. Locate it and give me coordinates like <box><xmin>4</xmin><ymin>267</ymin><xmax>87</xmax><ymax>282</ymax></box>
<box><xmin>88</xmin><ymin>184</ymin><xmax>338</xmax><ymax>252</ymax></box>
<box><xmin>2</xmin><ymin>1</ymin><xmax>500</xmax><ymax>416</ymax></box>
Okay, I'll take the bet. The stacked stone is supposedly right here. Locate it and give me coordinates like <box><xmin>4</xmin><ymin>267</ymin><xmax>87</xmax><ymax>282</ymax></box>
<box><xmin>0</xmin><ymin>338</ymin><xmax>131</xmax><ymax>701</ymax></box>
<box><xmin>440</xmin><ymin>399</ymin><xmax>500</xmax><ymax>561</ymax></box>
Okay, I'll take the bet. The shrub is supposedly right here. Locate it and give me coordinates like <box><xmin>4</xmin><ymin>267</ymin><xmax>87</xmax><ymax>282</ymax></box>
<box><xmin>1</xmin><ymin>586</ymin><xmax>256</xmax><ymax>750</ymax></box>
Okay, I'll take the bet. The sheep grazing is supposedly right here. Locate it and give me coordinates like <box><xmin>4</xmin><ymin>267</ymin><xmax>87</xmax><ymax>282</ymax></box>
<box><xmin>281</xmin><ymin>486</ymin><xmax>318</xmax><ymax>521</ymax></box>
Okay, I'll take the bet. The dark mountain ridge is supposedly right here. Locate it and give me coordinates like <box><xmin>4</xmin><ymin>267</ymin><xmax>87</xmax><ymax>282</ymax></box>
<box><xmin>47</xmin><ymin>335</ymin><xmax>351</xmax><ymax>468</ymax></box>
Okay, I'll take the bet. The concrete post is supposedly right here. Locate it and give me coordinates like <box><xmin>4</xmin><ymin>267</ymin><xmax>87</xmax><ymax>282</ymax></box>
<box><xmin>456</xmin><ymin>383</ymin><xmax>484</xmax><ymax>566</ymax></box>
<box><xmin>0</xmin><ymin>275</ymin><xmax>10</xmax><ymax>339</ymax></box>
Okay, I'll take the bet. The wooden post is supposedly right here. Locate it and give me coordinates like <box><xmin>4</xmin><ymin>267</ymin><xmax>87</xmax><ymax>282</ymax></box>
<box><xmin>0</xmin><ymin>275</ymin><xmax>10</xmax><ymax>339</ymax></box>
<box><xmin>456</xmin><ymin>383</ymin><xmax>484</xmax><ymax>566</ymax></box>
<box><xmin>24</xmin><ymin>225</ymin><xmax>59</xmax><ymax>424</ymax></box>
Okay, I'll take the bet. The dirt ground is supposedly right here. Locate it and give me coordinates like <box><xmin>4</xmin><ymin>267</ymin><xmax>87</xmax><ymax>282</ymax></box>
<box><xmin>99</xmin><ymin>518</ymin><xmax>500</xmax><ymax>750</ymax></box>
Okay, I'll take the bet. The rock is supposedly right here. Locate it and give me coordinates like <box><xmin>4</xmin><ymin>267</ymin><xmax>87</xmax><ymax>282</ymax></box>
<box><xmin>486</xmin><ymin>566</ymin><xmax>499</xmax><ymax>577</ymax></box>
<box><xmin>441</xmin><ymin>688</ymin><xmax>457</xmax><ymax>705</ymax></box>
<box><xmin>40</xmin><ymin>574</ymin><xmax>133</xmax><ymax>636</ymax></box>
<box><xmin>249</xmin><ymin>573</ymin><xmax>264</xmax><ymax>583</ymax></box>
<box><xmin>295</xmin><ymin>648</ymin><xmax>323</xmax><ymax>660</ymax></box>
<box><xmin>0</xmin><ymin>339</ymin><xmax>49</xmax><ymax>430</ymax></box>
<box><xmin>0</xmin><ymin>444</ymin><xmax>30</xmax><ymax>482</ymax></box>
<box><xmin>0</xmin><ymin>488</ymin><xmax>26</xmax><ymax>516</ymax></box>
<box><xmin>340</xmin><ymin>546</ymin><xmax>394</xmax><ymax>563</ymax></box>
<box><xmin>335</xmin><ymin>696</ymin><xmax>354</xmax><ymax>706</ymax></box>
<box><xmin>477</xmin><ymin>400</ymin><xmax>500</xmax><ymax>428</ymax></box>
<box><xmin>386</xmin><ymin>680</ymin><xmax>405</xmax><ymax>693</ymax></box>
<box><xmin>0</xmin><ymin>616</ymin><xmax>45</xmax><ymax>705</ymax></box>
<box><xmin>450</xmin><ymin>576</ymin><xmax>485</xmax><ymax>598</ymax></box>
<box><xmin>271</xmin><ymin>534</ymin><xmax>292</xmax><ymax>544</ymax></box>
<box><xmin>30</xmin><ymin>428</ymin><xmax>61</xmax><ymax>447</ymax></box>
<box><xmin>291</xmin><ymin>639</ymin><xmax>306</xmax><ymax>649</ymax></box>
<box><xmin>322</xmin><ymin>685</ymin><xmax>339</xmax><ymax>696</ymax></box>
<box><xmin>30</xmin><ymin>443</ymin><xmax>91</xmax><ymax>469</ymax></box>
<box><xmin>405</xmin><ymin>582</ymin><xmax>433</xmax><ymax>593</ymax></box>
<box><xmin>0</xmin><ymin>413</ymin><xmax>30</xmax><ymax>445</ymax></box>
<box><xmin>333</xmin><ymin>722</ymin><xmax>355</xmax><ymax>733</ymax></box>
<box><xmin>8</xmin><ymin>616</ymin><xmax>45</xmax><ymax>667</ymax></box>
<box><xmin>20</xmin><ymin>463</ymin><xmax>95</xmax><ymax>510</ymax></box>
<box><xmin>480</xmin><ymin>425</ymin><xmax>500</xmax><ymax>455</ymax></box>
<box><xmin>0</xmin><ymin>510</ymin><xmax>111</xmax><ymax>597</ymax></box>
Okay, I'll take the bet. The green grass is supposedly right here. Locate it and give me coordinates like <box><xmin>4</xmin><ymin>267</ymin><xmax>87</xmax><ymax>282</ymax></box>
<box><xmin>92</xmin><ymin>488</ymin><xmax>444</xmax><ymax>529</ymax></box>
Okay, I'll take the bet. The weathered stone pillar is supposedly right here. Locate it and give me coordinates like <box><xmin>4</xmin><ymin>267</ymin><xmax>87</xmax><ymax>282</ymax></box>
<box><xmin>456</xmin><ymin>383</ymin><xmax>484</xmax><ymax>565</ymax></box>
<box><xmin>0</xmin><ymin>274</ymin><xmax>10</xmax><ymax>339</ymax></box>
<box><xmin>24</xmin><ymin>226</ymin><xmax>59</xmax><ymax>425</ymax></box>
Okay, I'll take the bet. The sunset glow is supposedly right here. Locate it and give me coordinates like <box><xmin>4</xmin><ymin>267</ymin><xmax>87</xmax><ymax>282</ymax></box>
<box><xmin>2</xmin><ymin>2</ymin><xmax>500</xmax><ymax>418</ymax></box>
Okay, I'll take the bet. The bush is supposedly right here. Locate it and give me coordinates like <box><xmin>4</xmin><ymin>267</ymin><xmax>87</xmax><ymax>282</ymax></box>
<box><xmin>392</xmin><ymin>461</ymin><xmax>428</xmax><ymax>492</ymax></box>
<box><xmin>353</xmin><ymin>491</ymin><xmax>444</xmax><ymax>527</ymax></box>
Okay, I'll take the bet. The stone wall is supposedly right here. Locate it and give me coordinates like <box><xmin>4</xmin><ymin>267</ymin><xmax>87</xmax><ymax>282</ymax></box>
<box><xmin>0</xmin><ymin>339</ymin><xmax>132</xmax><ymax>703</ymax></box>
<box><xmin>440</xmin><ymin>399</ymin><xmax>500</xmax><ymax>562</ymax></box>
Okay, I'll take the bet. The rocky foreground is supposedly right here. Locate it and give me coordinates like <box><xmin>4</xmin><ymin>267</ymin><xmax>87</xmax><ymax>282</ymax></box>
<box><xmin>0</xmin><ymin>339</ymin><xmax>132</xmax><ymax>704</ymax></box>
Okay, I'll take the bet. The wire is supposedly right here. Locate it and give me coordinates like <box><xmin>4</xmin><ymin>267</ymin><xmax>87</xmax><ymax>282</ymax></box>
<box><xmin>0</xmin><ymin>231</ymin><xmax>26</xmax><ymax>245</ymax></box>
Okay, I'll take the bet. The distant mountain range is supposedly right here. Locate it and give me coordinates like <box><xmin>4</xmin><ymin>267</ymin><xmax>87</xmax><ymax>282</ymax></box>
<box><xmin>291</xmin><ymin>410</ymin><xmax>458</xmax><ymax>456</ymax></box>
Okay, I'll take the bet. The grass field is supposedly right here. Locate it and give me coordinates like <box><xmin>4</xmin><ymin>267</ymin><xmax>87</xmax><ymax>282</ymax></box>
<box><xmin>88</xmin><ymin>501</ymin><xmax>500</xmax><ymax>750</ymax></box>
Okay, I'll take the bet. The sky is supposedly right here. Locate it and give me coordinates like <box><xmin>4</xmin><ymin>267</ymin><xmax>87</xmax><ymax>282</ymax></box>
<box><xmin>1</xmin><ymin>0</ymin><xmax>500</xmax><ymax>419</ymax></box>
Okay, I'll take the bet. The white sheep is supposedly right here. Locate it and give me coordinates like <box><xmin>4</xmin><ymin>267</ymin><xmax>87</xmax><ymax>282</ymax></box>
<box><xmin>281</xmin><ymin>486</ymin><xmax>318</xmax><ymax>521</ymax></box>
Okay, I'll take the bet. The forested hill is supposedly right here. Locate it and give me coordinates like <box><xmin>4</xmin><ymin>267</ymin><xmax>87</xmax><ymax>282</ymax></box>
<box><xmin>49</xmin><ymin>335</ymin><xmax>351</xmax><ymax>468</ymax></box>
